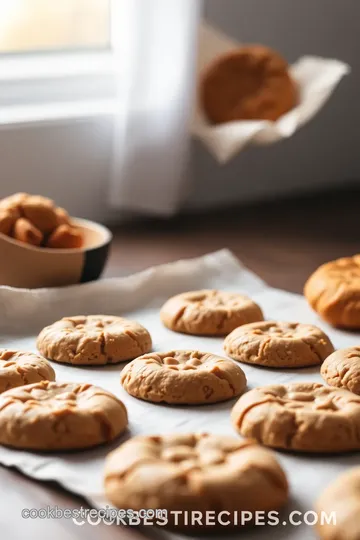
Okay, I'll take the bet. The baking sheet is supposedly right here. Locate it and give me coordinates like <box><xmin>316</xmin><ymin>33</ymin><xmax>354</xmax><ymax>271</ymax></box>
<box><xmin>0</xmin><ymin>249</ymin><xmax>359</xmax><ymax>540</ymax></box>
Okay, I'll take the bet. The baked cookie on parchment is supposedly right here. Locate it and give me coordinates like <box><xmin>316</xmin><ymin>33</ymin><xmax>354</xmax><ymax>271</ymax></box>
<box><xmin>231</xmin><ymin>382</ymin><xmax>360</xmax><ymax>452</ymax></box>
<box><xmin>304</xmin><ymin>255</ymin><xmax>360</xmax><ymax>328</ymax></box>
<box><xmin>37</xmin><ymin>315</ymin><xmax>152</xmax><ymax>365</ymax></box>
<box><xmin>121</xmin><ymin>350</ymin><xmax>247</xmax><ymax>405</ymax></box>
<box><xmin>160</xmin><ymin>290</ymin><xmax>263</xmax><ymax>336</ymax></box>
<box><xmin>224</xmin><ymin>321</ymin><xmax>334</xmax><ymax>368</ymax></box>
<box><xmin>316</xmin><ymin>467</ymin><xmax>360</xmax><ymax>540</ymax></box>
<box><xmin>0</xmin><ymin>349</ymin><xmax>55</xmax><ymax>393</ymax></box>
<box><xmin>104</xmin><ymin>434</ymin><xmax>289</xmax><ymax>528</ymax></box>
<box><xmin>0</xmin><ymin>381</ymin><xmax>128</xmax><ymax>450</ymax></box>
<box><xmin>321</xmin><ymin>347</ymin><xmax>360</xmax><ymax>395</ymax></box>
<box><xmin>201</xmin><ymin>45</ymin><xmax>297</xmax><ymax>124</ymax></box>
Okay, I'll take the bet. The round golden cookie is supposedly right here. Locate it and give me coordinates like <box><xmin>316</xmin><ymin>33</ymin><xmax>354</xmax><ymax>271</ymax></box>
<box><xmin>315</xmin><ymin>467</ymin><xmax>360</xmax><ymax>540</ymax></box>
<box><xmin>104</xmin><ymin>434</ymin><xmax>288</xmax><ymax>528</ymax></box>
<box><xmin>160</xmin><ymin>290</ymin><xmax>263</xmax><ymax>336</ymax></box>
<box><xmin>0</xmin><ymin>349</ymin><xmax>55</xmax><ymax>393</ymax></box>
<box><xmin>321</xmin><ymin>347</ymin><xmax>360</xmax><ymax>395</ymax></box>
<box><xmin>37</xmin><ymin>315</ymin><xmax>152</xmax><ymax>365</ymax></box>
<box><xmin>121</xmin><ymin>350</ymin><xmax>247</xmax><ymax>405</ymax></box>
<box><xmin>224</xmin><ymin>321</ymin><xmax>334</xmax><ymax>368</ymax></box>
<box><xmin>304</xmin><ymin>255</ymin><xmax>360</xmax><ymax>328</ymax></box>
<box><xmin>0</xmin><ymin>381</ymin><xmax>128</xmax><ymax>450</ymax></box>
<box><xmin>231</xmin><ymin>382</ymin><xmax>360</xmax><ymax>452</ymax></box>
<box><xmin>201</xmin><ymin>45</ymin><xmax>297</xmax><ymax>124</ymax></box>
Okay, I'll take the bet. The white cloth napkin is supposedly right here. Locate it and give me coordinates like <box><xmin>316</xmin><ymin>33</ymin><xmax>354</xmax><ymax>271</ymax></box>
<box><xmin>0</xmin><ymin>249</ymin><xmax>358</xmax><ymax>539</ymax></box>
<box><xmin>192</xmin><ymin>24</ymin><xmax>350</xmax><ymax>163</ymax></box>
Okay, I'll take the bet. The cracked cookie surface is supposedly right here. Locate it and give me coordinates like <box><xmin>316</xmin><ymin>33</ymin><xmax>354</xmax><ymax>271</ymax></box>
<box><xmin>104</xmin><ymin>433</ymin><xmax>288</xmax><ymax>526</ymax></box>
<box><xmin>160</xmin><ymin>290</ymin><xmax>263</xmax><ymax>336</ymax></box>
<box><xmin>316</xmin><ymin>467</ymin><xmax>360</xmax><ymax>540</ymax></box>
<box><xmin>37</xmin><ymin>315</ymin><xmax>152</xmax><ymax>365</ymax></box>
<box><xmin>321</xmin><ymin>347</ymin><xmax>360</xmax><ymax>395</ymax></box>
<box><xmin>0</xmin><ymin>349</ymin><xmax>55</xmax><ymax>393</ymax></box>
<box><xmin>231</xmin><ymin>383</ymin><xmax>360</xmax><ymax>452</ymax></box>
<box><xmin>224</xmin><ymin>321</ymin><xmax>334</xmax><ymax>368</ymax></box>
<box><xmin>0</xmin><ymin>381</ymin><xmax>128</xmax><ymax>450</ymax></box>
<box><xmin>304</xmin><ymin>255</ymin><xmax>360</xmax><ymax>328</ymax></box>
<box><xmin>121</xmin><ymin>350</ymin><xmax>247</xmax><ymax>405</ymax></box>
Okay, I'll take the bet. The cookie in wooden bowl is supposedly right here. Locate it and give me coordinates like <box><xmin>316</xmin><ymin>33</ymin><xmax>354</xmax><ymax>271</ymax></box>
<box><xmin>0</xmin><ymin>213</ymin><xmax>112</xmax><ymax>287</ymax></box>
<box><xmin>0</xmin><ymin>193</ymin><xmax>83</xmax><ymax>248</ymax></box>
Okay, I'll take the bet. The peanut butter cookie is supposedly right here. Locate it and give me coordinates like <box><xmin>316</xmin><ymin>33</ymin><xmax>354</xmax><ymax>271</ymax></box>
<box><xmin>37</xmin><ymin>315</ymin><xmax>152</xmax><ymax>365</ymax></box>
<box><xmin>321</xmin><ymin>347</ymin><xmax>360</xmax><ymax>395</ymax></box>
<box><xmin>231</xmin><ymin>383</ymin><xmax>360</xmax><ymax>452</ymax></box>
<box><xmin>0</xmin><ymin>349</ymin><xmax>55</xmax><ymax>393</ymax></box>
<box><xmin>201</xmin><ymin>45</ymin><xmax>297</xmax><ymax>124</ymax></box>
<box><xmin>224</xmin><ymin>321</ymin><xmax>334</xmax><ymax>368</ymax></box>
<box><xmin>0</xmin><ymin>381</ymin><xmax>128</xmax><ymax>450</ymax></box>
<box><xmin>104</xmin><ymin>434</ymin><xmax>288</xmax><ymax>528</ymax></box>
<box><xmin>160</xmin><ymin>290</ymin><xmax>263</xmax><ymax>336</ymax></box>
<box><xmin>316</xmin><ymin>467</ymin><xmax>360</xmax><ymax>540</ymax></box>
<box><xmin>304</xmin><ymin>255</ymin><xmax>360</xmax><ymax>328</ymax></box>
<box><xmin>121</xmin><ymin>350</ymin><xmax>247</xmax><ymax>405</ymax></box>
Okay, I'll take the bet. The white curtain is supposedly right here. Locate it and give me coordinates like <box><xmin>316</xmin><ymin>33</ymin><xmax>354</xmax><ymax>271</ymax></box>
<box><xmin>109</xmin><ymin>0</ymin><xmax>202</xmax><ymax>216</ymax></box>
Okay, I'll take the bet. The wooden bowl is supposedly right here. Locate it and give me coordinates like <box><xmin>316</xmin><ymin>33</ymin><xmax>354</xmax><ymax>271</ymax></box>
<box><xmin>0</xmin><ymin>218</ymin><xmax>112</xmax><ymax>288</ymax></box>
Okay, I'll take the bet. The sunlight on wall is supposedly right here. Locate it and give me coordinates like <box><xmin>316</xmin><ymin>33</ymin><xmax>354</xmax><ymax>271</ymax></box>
<box><xmin>0</xmin><ymin>0</ymin><xmax>110</xmax><ymax>52</ymax></box>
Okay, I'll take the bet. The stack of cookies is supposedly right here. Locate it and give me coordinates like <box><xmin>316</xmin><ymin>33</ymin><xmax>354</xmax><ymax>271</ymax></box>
<box><xmin>1</xmin><ymin>253</ymin><xmax>360</xmax><ymax>537</ymax></box>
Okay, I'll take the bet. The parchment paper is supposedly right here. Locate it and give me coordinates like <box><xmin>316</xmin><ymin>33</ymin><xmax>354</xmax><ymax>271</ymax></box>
<box><xmin>0</xmin><ymin>249</ymin><xmax>359</xmax><ymax>540</ymax></box>
<box><xmin>192</xmin><ymin>24</ymin><xmax>350</xmax><ymax>163</ymax></box>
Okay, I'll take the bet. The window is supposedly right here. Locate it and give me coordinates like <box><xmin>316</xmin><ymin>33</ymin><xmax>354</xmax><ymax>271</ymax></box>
<box><xmin>0</xmin><ymin>0</ymin><xmax>116</xmax><ymax>117</ymax></box>
<box><xmin>0</xmin><ymin>0</ymin><xmax>111</xmax><ymax>53</ymax></box>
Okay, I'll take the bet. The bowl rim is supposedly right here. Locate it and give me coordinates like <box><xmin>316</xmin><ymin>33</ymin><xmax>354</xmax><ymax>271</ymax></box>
<box><xmin>0</xmin><ymin>217</ymin><xmax>113</xmax><ymax>254</ymax></box>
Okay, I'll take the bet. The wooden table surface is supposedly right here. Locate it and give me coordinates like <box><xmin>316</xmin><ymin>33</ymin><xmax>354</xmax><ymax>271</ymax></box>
<box><xmin>2</xmin><ymin>187</ymin><xmax>360</xmax><ymax>539</ymax></box>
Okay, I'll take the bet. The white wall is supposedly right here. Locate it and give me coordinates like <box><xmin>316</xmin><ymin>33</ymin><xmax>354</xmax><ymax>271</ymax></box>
<box><xmin>0</xmin><ymin>0</ymin><xmax>358</xmax><ymax>220</ymax></box>
<box><xmin>0</xmin><ymin>118</ymin><xmax>113</xmax><ymax>222</ymax></box>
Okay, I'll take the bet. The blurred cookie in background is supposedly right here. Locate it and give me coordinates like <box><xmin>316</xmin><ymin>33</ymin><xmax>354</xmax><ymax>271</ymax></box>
<box><xmin>304</xmin><ymin>255</ymin><xmax>360</xmax><ymax>328</ymax></box>
<box><xmin>201</xmin><ymin>44</ymin><xmax>298</xmax><ymax>124</ymax></box>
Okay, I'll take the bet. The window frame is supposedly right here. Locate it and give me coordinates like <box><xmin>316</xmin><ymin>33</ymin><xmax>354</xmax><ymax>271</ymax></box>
<box><xmin>0</xmin><ymin>2</ymin><xmax>117</xmax><ymax>123</ymax></box>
